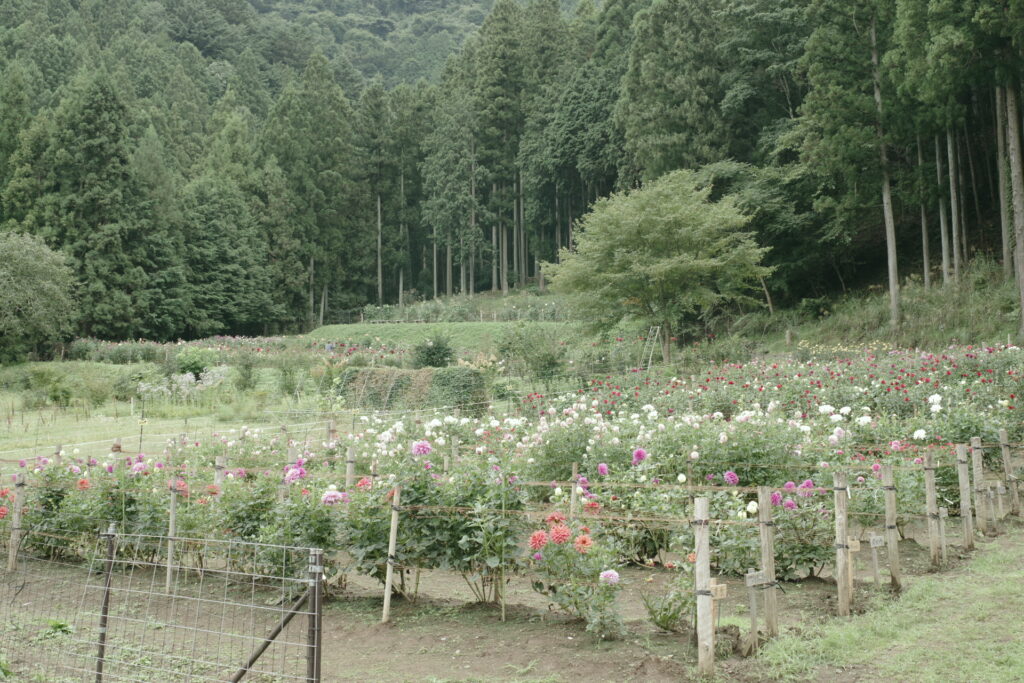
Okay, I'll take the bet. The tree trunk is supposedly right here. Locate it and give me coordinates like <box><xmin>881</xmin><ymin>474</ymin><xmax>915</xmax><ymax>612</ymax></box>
<box><xmin>997</xmin><ymin>86</ymin><xmax>1013</xmax><ymax>279</ymax></box>
<box><xmin>308</xmin><ymin>255</ymin><xmax>315</xmax><ymax>330</ymax></box>
<box><xmin>1004</xmin><ymin>84</ymin><xmax>1024</xmax><ymax>337</ymax></box>
<box><xmin>516</xmin><ymin>174</ymin><xmax>524</xmax><ymax>288</ymax></box>
<box><xmin>936</xmin><ymin>135</ymin><xmax>951</xmax><ymax>284</ymax></box>
<box><xmin>469</xmin><ymin>242</ymin><xmax>475</xmax><ymax>296</ymax></box>
<box><xmin>660</xmin><ymin>321</ymin><xmax>672</xmax><ymax>363</ymax></box>
<box><xmin>446</xmin><ymin>241</ymin><xmax>453</xmax><ymax>297</ymax></box>
<box><xmin>491</xmin><ymin>183</ymin><xmax>498</xmax><ymax>291</ymax></box>
<box><xmin>917</xmin><ymin>136</ymin><xmax>931</xmax><ymax>289</ymax></box>
<box><xmin>398</xmin><ymin>268</ymin><xmax>404</xmax><ymax>308</ymax></box>
<box><xmin>871</xmin><ymin>17</ymin><xmax>900</xmax><ymax>327</ymax></box>
<box><xmin>554</xmin><ymin>189</ymin><xmax>561</xmax><ymax>257</ymax></box>
<box><xmin>376</xmin><ymin>192</ymin><xmax>383</xmax><ymax>305</ymax></box>
<box><xmin>947</xmin><ymin>129</ymin><xmax>962</xmax><ymax>282</ymax></box>
<box><xmin>512</xmin><ymin>179</ymin><xmax>520</xmax><ymax>286</ymax></box>
<box><xmin>963</xmin><ymin>122</ymin><xmax>984</xmax><ymax>251</ymax></box>
<box><xmin>957</xmin><ymin>131</ymin><xmax>971</xmax><ymax>259</ymax></box>
<box><xmin>432</xmin><ymin>222</ymin><xmax>438</xmax><ymax>299</ymax></box>
<box><xmin>459</xmin><ymin>235</ymin><xmax>466</xmax><ymax>294</ymax></box>
<box><xmin>318</xmin><ymin>283</ymin><xmax>327</xmax><ymax>327</ymax></box>
<box><xmin>501</xmin><ymin>218</ymin><xmax>509</xmax><ymax>294</ymax></box>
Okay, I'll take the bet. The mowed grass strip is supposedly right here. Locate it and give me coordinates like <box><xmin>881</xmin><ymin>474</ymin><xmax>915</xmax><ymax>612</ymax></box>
<box><xmin>758</xmin><ymin>527</ymin><xmax>1024</xmax><ymax>682</ymax></box>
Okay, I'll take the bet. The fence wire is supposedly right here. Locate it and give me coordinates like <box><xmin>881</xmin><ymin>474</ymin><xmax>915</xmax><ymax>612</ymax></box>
<box><xmin>0</xmin><ymin>527</ymin><xmax>321</xmax><ymax>682</ymax></box>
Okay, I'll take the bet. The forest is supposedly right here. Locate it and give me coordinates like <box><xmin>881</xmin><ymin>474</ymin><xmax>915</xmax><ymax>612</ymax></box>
<box><xmin>2</xmin><ymin>0</ymin><xmax>1024</xmax><ymax>345</ymax></box>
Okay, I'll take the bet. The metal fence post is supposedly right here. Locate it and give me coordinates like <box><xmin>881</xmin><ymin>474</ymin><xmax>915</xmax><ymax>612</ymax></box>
<box><xmin>307</xmin><ymin>548</ymin><xmax>323</xmax><ymax>683</ymax></box>
<box><xmin>95</xmin><ymin>523</ymin><xmax>117</xmax><ymax>683</ymax></box>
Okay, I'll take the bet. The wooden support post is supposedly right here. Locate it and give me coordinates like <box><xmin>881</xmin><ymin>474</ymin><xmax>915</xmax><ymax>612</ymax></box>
<box><xmin>214</xmin><ymin>456</ymin><xmax>226</xmax><ymax>487</ymax></box>
<box><xmin>987</xmin><ymin>486</ymin><xmax>998</xmax><ymax>530</ymax></box>
<box><xmin>999</xmin><ymin>428</ymin><xmax>1020</xmax><ymax>516</ymax></box>
<box><xmin>997</xmin><ymin>484</ymin><xmax>1006</xmax><ymax>518</ymax></box>
<box><xmin>381</xmin><ymin>486</ymin><xmax>402</xmax><ymax>624</ymax></box>
<box><xmin>847</xmin><ymin>537</ymin><xmax>859</xmax><ymax>599</ymax></box>
<box><xmin>166</xmin><ymin>477</ymin><xmax>179</xmax><ymax>594</ymax></box>
<box><xmin>345</xmin><ymin>447</ymin><xmax>355</xmax><ymax>490</ymax></box>
<box><xmin>111</xmin><ymin>438</ymin><xmax>122</xmax><ymax>455</ymax></box>
<box><xmin>569</xmin><ymin>463</ymin><xmax>579</xmax><ymax>518</ymax></box>
<box><xmin>307</xmin><ymin>548</ymin><xmax>323</xmax><ymax>682</ymax></box>
<box><xmin>956</xmin><ymin>444</ymin><xmax>975</xmax><ymax>550</ymax></box>
<box><xmin>924</xmin><ymin>453</ymin><xmax>941</xmax><ymax>567</ymax></box>
<box><xmin>451</xmin><ymin>436</ymin><xmax>459</xmax><ymax>467</ymax></box>
<box><xmin>371</xmin><ymin>459</ymin><xmax>379</xmax><ymax>485</ymax></box>
<box><xmin>756</xmin><ymin>487</ymin><xmax>779</xmax><ymax>637</ymax></box>
<box><xmin>833</xmin><ymin>472</ymin><xmax>850</xmax><ymax>616</ymax></box>
<box><xmin>938</xmin><ymin>507</ymin><xmax>949</xmax><ymax>563</ymax></box>
<box><xmin>327</xmin><ymin>420</ymin><xmax>336</xmax><ymax>443</ymax></box>
<box><xmin>743</xmin><ymin>570</ymin><xmax>763</xmax><ymax>655</ymax></box>
<box><xmin>6</xmin><ymin>474</ymin><xmax>25</xmax><ymax>572</ymax></box>
<box><xmin>694</xmin><ymin>497</ymin><xmax>714</xmax><ymax>676</ymax></box>
<box><xmin>882</xmin><ymin>465</ymin><xmax>902</xmax><ymax>592</ymax></box>
<box><xmin>869</xmin><ymin>534</ymin><xmax>883</xmax><ymax>588</ymax></box>
<box><xmin>971</xmin><ymin>437</ymin><xmax>988</xmax><ymax>535</ymax></box>
<box><xmin>54</xmin><ymin>445</ymin><xmax>62</xmax><ymax>468</ymax></box>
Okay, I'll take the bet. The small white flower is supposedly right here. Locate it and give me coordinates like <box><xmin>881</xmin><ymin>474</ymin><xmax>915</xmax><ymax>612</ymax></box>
<box><xmin>928</xmin><ymin>394</ymin><xmax>943</xmax><ymax>405</ymax></box>
<box><xmin>839</xmin><ymin>406</ymin><xmax>852</xmax><ymax>416</ymax></box>
<box><xmin>677</xmin><ymin>473</ymin><xmax>687</xmax><ymax>483</ymax></box>
<box><xmin>746</xmin><ymin>501</ymin><xmax>758</xmax><ymax>514</ymax></box>
<box><xmin>930</xmin><ymin>404</ymin><xmax>942</xmax><ymax>414</ymax></box>
<box><xmin>689</xmin><ymin>451</ymin><xmax>700</xmax><ymax>460</ymax></box>
<box><xmin>913</xmin><ymin>429</ymin><xmax>927</xmax><ymax>440</ymax></box>
<box><xmin>553</xmin><ymin>487</ymin><xmax>563</xmax><ymax>497</ymax></box>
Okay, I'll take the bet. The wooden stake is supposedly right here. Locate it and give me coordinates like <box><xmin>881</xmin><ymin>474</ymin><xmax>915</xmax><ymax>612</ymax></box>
<box><xmin>756</xmin><ymin>487</ymin><xmax>779</xmax><ymax>637</ymax></box>
<box><xmin>924</xmin><ymin>453</ymin><xmax>941</xmax><ymax>567</ymax></box>
<box><xmin>694</xmin><ymin>497</ymin><xmax>714</xmax><ymax>676</ymax></box>
<box><xmin>345</xmin><ymin>447</ymin><xmax>355</xmax><ymax>489</ymax></box>
<box><xmin>998</xmin><ymin>428</ymin><xmax>1020</xmax><ymax>515</ymax></box>
<box><xmin>833</xmin><ymin>472</ymin><xmax>850</xmax><ymax>616</ymax></box>
<box><xmin>956</xmin><ymin>444</ymin><xmax>975</xmax><ymax>550</ymax></box>
<box><xmin>166</xmin><ymin>477</ymin><xmax>179</xmax><ymax>594</ymax></box>
<box><xmin>6</xmin><ymin>474</ymin><xmax>25</xmax><ymax>572</ymax></box>
<box><xmin>938</xmin><ymin>507</ymin><xmax>948</xmax><ymax>563</ymax></box>
<box><xmin>743</xmin><ymin>569</ymin><xmax>764</xmax><ymax>655</ymax></box>
<box><xmin>569</xmin><ymin>463</ymin><xmax>579</xmax><ymax>518</ymax></box>
<box><xmin>997</xmin><ymin>483</ymin><xmax>1006</xmax><ymax>518</ymax></box>
<box><xmin>971</xmin><ymin>437</ymin><xmax>988</xmax><ymax>535</ymax></box>
<box><xmin>987</xmin><ymin>486</ymin><xmax>998</xmax><ymax>530</ymax></box>
<box><xmin>882</xmin><ymin>465</ymin><xmax>902</xmax><ymax>592</ymax></box>
<box><xmin>214</xmin><ymin>456</ymin><xmax>226</xmax><ymax>487</ymax></box>
<box><xmin>382</xmin><ymin>486</ymin><xmax>402</xmax><ymax>624</ymax></box>
<box><xmin>869</xmin><ymin>534</ymin><xmax>883</xmax><ymax>588</ymax></box>
<box><xmin>847</xmin><ymin>537</ymin><xmax>859</xmax><ymax>599</ymax></box>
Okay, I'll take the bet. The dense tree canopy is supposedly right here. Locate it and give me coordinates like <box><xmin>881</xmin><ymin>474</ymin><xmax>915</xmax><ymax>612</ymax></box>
<box><xmin>0</xmin><ymin>0</ymin><xmax>1023</xmax><ymax>348</ymax></box>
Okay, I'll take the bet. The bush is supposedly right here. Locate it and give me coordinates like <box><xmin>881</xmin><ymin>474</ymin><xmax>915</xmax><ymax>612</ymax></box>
<box><xmin>412</xmin><ymin>335</ymin><xmax>454</xmax><ymax>368</ymax></box>
<box><xmin>497</xmin><ymin>323</ymin><xmax>566</xmax><ymax>384</ymax></box>
<box><xmin>175</xmin><ymin>347</ymin><xmax>221</xmax><ymax>379</ymax></box>
<box><xmin>427</xmin><ymin>367</ymin><xmax>487</xmax><ymax>413</ymax></box>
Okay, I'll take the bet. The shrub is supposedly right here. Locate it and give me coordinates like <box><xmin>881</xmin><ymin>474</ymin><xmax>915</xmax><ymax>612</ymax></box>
<box><xmin>175</xmin><ymin>347</ymin><xmax>221</xmax><ymax>379</ymax></box>
<box><xmin>528</xmin><ymin>516</ymin><xmax>626</xmax><ymax>640</ymax></box>
<box><xmin>412</xmin><ymin>335</ymin><xmax>454</xmax><ymax>369</ymax></box>
<box><xmin>427</xmin><ymin>367</ymin><xmax>487</xmax><ymax>413</ymax></box>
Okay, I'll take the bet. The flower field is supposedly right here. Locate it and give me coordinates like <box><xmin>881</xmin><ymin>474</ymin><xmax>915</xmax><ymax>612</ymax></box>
<box><xmin>3</xmin><ymin>344</ymin><xmax>1023</xmax><ymax>655</ymax></box>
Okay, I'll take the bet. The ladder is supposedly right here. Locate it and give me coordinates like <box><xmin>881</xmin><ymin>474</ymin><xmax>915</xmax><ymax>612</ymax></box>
<box><xmin>639</xmin><ymin>326</ymin><xmax>661</xmax><ymax>372</ymax></box>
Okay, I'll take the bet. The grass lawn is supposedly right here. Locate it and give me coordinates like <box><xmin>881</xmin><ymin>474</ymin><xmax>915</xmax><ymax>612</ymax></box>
<box><xmin>757</xmin><ymin>523</ymin><xmax>1024</xmax><ymax>682</ymax></box>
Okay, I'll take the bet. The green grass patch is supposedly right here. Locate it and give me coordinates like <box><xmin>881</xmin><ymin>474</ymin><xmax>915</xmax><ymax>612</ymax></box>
<box><xmin>758</xmin><ymin>531</ymin><xmax>1024</xmax><ymax>682</ymax></box>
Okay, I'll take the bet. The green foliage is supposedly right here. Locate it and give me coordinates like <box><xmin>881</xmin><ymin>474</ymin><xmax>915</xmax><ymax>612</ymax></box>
<box><xmin>528</xmin><ymin>517</ymin><xmax>626</xmax><ymax>639</ymax></box>
<box><xmin>427</xmin><ymin>366</ymin><xmax>487</xmax><ymax>412</ymax></box>
<box><xmin>0</xmin><ymin>232</ymin><xmax>76</xmax><ymax>364</ymax></box>
<box><xmin>497</xmin><ymin>323</ymin><xmax>566</xmax><ymax>383</ymax></box>
<box><xmin>175</xmin><ymin>347</ymin><xmax>222</xmax><ymax>380</ymax></box>
<box><xmin>547</xmin><ymin>169</ymin><xmax>772</xmax><ymax>360</ymax></box>
<box><xmin>412</xmin><ymin>335</ymin><xmax>455</xmax><ymax>368</ymax></box>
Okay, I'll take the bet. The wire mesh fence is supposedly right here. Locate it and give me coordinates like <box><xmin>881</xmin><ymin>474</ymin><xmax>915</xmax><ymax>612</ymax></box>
<box><xmin>0</xmin><ymin>524</ymin><xmax>322</xmax><ymax>682</ymax></box>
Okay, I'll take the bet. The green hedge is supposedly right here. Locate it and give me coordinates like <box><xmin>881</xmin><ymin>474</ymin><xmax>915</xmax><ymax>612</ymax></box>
<box><xmin>335</xmin><ymin>366</ymin><xmax>487</xmax><ymax>414</ymax></box>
